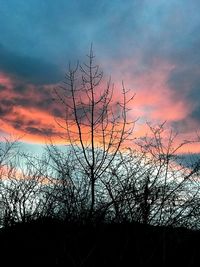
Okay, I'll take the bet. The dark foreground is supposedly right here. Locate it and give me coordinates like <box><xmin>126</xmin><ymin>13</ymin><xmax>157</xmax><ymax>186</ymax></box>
<box><xmin>0</xmin><ymin>218</ymin><xmax>199</xmax><ymax>266</ymax></box>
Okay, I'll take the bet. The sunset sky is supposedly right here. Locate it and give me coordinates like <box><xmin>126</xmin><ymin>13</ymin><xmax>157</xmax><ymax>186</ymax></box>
<box><xmin>1</xmin><ymin>0</ymin><xmax>200</xmax><ymax>153</ymax></box>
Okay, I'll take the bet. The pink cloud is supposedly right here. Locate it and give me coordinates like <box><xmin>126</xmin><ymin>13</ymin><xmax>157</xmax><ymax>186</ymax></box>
<box><xmin>103</xmin><ymin>57</ymin><xmax>193</xmax><ymax>123</ymax></box>
<box><xmin>0</xmin><ymin>62</ymin><xmax>199</xmax><ymax>153</ymax></box>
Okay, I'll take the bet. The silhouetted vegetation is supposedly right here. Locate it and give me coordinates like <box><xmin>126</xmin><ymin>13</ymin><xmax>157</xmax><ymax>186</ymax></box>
<box><xmin>0</xmin><ymin>218</ymin><xmax>200</xmax><ymax>266</ymax></box>
<box><xmin>1</xmin><ymin>48</ymin><xmax>200</xmax><ymax>265</ymax></box>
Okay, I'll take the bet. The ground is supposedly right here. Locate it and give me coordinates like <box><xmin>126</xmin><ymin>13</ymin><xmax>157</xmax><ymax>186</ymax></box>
<box><xmin>0</xmin><ymin>218</ymin><xmax>199</xmax><ymax>266</ymax></box>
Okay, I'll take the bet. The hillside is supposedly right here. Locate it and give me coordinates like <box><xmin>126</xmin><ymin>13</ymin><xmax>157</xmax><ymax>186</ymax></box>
<box><xmin>0</xmin><ymin>219</ymin><xmax>199</xmax><ymax>266</ymax></box>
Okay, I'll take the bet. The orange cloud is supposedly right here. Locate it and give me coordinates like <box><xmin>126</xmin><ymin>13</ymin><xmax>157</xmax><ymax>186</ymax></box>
<box><xmin>0</xmin><ymin>106</ymin><xmax>64</xmax><ymax>143</ymax></box>
<box><xmin>108</xmin><ymin>57</ymin><xmax>193</xmax><ymax>123</ymax></box>
<box><xmin>1</xmin><ymin>61</ymin><xmax>200</xmax><ymax>154</ymax></box>
<box><xmin>0</xmin><ymin>72</ymin><xmax>13</xmax><ymax>89</ymax></box>
<box><xmin>99</xmin><ymin>57</ymin><xmax>200</xmax><ymax>153</ymax></box>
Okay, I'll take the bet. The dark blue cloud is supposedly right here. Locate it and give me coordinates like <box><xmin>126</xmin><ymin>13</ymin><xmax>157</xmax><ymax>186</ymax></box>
<box><xmin>0</xmin><ymin>44</ymin><xmax>62</xmax><ymax>84</ymax></box>
<box><xmin>1</xmin><ymin>0</ymin><xmax>200</xmax><ymax>64</ymax></box>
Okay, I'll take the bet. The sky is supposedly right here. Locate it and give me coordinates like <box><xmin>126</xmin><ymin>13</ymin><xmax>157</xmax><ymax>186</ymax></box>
<box><xmin>0</xmin><ymin>0</ymin><xmax>200</xmax><ymax>153</ymax></box>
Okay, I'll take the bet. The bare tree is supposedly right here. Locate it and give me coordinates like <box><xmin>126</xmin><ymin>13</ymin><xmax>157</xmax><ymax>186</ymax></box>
<box><xmin>102</xmin><ymin>123</ymin><xmax>200</xmax><ymax>227</ymax></box>
<box><xmin>53</xmin><ymin>46</ymin><xmax>134</xmax><ymax>218</ymax></box>
<box><xmin>0</xmin><ymin>142</ymin><xmax>60</xmax><ymax>227</ymax></box>
<box><xmin>46</xmin><ymin>145</ymin><xmax>95</xmax><ymax>221</ymax></box>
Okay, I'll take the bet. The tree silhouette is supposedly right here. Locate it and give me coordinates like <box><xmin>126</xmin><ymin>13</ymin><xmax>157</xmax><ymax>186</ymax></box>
<box><xmin>101</xmin><ymin>123</ymin><xmax>200</xmax><ymax>226</ymax></box>
<box><xmin>53</xmin><ymin>46</ymin><xmax>134</xmax><ymax>218</ymax></box>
